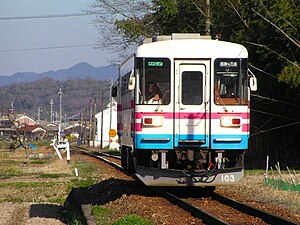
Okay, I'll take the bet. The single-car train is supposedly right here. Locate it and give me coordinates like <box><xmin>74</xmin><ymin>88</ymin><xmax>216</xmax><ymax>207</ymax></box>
<box><xmin>112</xmin><ymin>33</ymin><xmax>257</xmax><ymax>189</ymax></box>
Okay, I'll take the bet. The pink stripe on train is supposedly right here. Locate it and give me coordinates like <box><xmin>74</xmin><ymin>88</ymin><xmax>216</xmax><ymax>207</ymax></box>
<box><xmin>135</xmin><ymin>122</ymin><xmax>249</xmax><ymax>133</ymax></box>
<box><xmin>135</xmin><ymin>112</ymin><xmax>249</xmax><ymax>120</ymax></box>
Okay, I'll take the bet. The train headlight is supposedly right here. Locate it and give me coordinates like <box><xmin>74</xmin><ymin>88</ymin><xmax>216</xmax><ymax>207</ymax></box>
<box><xmin>220</xmin><ymin>116</ymin><xmax>241</xmax><ymax>127</ymax></box>
<box><xmin>142</xmin><ymin>116</ymin><xmax>164</xmax><ymax>127</ymax></box>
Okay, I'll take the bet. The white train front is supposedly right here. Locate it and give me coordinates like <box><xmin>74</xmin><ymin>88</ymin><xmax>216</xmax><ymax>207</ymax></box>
<box><xmin>112</xmin><ymin>34</ymin><xmax>257</xmax><ymax>189</ymax></box>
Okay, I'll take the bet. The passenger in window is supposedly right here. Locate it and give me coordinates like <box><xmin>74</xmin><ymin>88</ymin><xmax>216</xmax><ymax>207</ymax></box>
<box><xmin>225</xmin><ymin>82</ymin><xmax>236</xmax><ymax>98</ymax></box>
<box><xmin>145</xmin><ymin>82</ymin><xmax>162</xmax><ymax>101</ymax></box>
<box><xmin>220</xmin><ymin>78</ymin><xmax>236</xmax><ymax>98</ymax></box>
<box><xmin>147</xmin><ymin>92</ymin><xmax>162</xmax><ymax>104</ymax></box>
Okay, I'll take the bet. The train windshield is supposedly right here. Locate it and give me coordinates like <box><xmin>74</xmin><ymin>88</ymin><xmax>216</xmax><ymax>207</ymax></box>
<box><xmin>135</xmin><ymin>57</ymin><xmax>171</xmax><ymax>105</ymax></box>
<box><xmin>214</xmin><ymin>58</ymin><xmax>248</xmax><ymax>105</ymax></box>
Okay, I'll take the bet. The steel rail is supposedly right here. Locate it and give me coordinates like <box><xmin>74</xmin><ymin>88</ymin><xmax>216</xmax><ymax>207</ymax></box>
<box><xmin>157</xmin><ymin>189</ymin><xmax>230</xmax><ymax>225</ymax></box>
<box><xmin>212</xmin><ymin>193</ymin><xmax>299</xmax><ymax>225</ymax></box>
<box><xmin>75</xmin><ymin>146</ymin><xmax>299</xmax><ymax>225</ymax></box>
<box><xmin>75</xmin><ymin>146</ymin><xmax>231</xmax><ymax>224</ymax></box>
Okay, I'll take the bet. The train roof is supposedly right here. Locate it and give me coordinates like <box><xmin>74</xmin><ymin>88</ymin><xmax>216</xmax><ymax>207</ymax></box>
<box><xmin>136</xmin><ymin>33</ymin><xmax>248</xmax><ymax>59</ymax></box>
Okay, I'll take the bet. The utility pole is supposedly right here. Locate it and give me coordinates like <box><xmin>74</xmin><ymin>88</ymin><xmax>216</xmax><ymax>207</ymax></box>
<box><xmin>79</xmin><ymin>112</ymin><xmax>82</xmax><ymax>145</ymax></box>
<box><xmin>10</xmin><ymin>101</ymin><xmax>15</xmax><ymax>114</ymax></box>
<box><xmin>205</xmin><ymin>0</ymin><xmax>211</xmax><ymax>36</ymax></box>
<box><xmin>58</xmin><ymin>88</ymin><xmax>63</xmax><ymax>142</ymax></box>
<box><xmin>93</xmin><ymin>98</ymin><xmax>97</xmax><ymax>147</ymax></box>
<box><xmin>109</xmin><ymin>79</ymin><xmax>113</xmax><ymax>149</ymax></box>
<box><xmin>50</xmin><ymin>99</ymin><xmax>53</xmax><ymax>123</ymax></box>
<box><xmin>100</xmin><ymin>91</ymin><xmax>104</xmax><ymax>149</ymax></box>
<box><xmin>88</xmin><ymin>100</ymin><xmax>92</xmax><ymax>146</ymax></box>
<box><xmin>37</xmin><ymin>107</ymin><xmax>43</xmax><ymax>124</ymax></box>
<box><xmin>84</xmin><ymin>107</ymin><xmax>87</xmax><ymax>145</ymax></box>
<box><xmin>55</xmin><ymin>111</ymin><xmax>58</xmax><ymax>122</ymax></box>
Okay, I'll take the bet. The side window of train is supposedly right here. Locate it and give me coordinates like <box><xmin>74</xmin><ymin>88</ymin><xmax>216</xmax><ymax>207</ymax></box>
<box><xmin>182</xmin><ymin>71</ymin><xmax>203</xmax><ymax>105</ymax></box>
<box><xmin>121</xmin><ymin>72</ymin><xmax>131</xmax><ymax>94</ymax></box>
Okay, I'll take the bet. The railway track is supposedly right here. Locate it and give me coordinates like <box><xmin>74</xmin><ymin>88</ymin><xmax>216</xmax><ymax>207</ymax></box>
<box><xmin>75</xmin><ymin>146</ymin><xmax>299</xmax><ymax>225</ymax></box>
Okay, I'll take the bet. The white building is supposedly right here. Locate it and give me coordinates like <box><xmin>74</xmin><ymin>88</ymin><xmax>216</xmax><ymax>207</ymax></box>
<box><xmin>95</xmin><ymin>99</ymin><xmax>119</xmax><ymax>149</ymax></box>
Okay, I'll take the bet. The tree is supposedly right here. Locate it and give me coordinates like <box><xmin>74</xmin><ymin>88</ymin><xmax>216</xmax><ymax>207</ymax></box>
<box><xmin>89</xmin><ymin>0</ymin><xmax>300</xmax><ymax>167</ymax></box>
<box><xmin>90</xmin><ymin>0</ymin><xmax>299</xmax><ymax>87</ymax></box>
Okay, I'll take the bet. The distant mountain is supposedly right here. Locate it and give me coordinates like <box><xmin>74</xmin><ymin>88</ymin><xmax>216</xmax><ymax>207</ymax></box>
<box><xmin>0</xmin><ymin>62</ymin><xmax>118</xmax><ymax>87</ymax></box>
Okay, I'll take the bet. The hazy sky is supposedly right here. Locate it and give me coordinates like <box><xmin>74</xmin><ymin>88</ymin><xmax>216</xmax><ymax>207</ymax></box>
<box><xmin>0</xmin><ymin>0</ymin><xmax>116</xmax><ymax>76</ymax></box>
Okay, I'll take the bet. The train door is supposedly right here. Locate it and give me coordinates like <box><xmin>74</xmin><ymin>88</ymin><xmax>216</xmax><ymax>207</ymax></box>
<box><xmin>174</xmin><ymin>60</ymin><xmax>210</xmax><ymax>147</ymax></box>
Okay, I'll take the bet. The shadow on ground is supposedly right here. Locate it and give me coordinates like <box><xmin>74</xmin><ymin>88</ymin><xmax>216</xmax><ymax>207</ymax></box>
<box><xmin>29</xmin><ymin>204</ymin><xmax>65</xmax><ymax>223</ymax></box>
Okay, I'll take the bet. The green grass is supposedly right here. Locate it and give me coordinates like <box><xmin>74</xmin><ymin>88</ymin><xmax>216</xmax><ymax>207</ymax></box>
<box><xmin>31</xmin><ymin>159</ymin><xmax>48</xmax><ymax>164</ymax></box>
<box><xmin>92</xmin><ymin>206</ymin><xmax>113</xmax><ymax>225</ymax></box>
<box><xmin>0</xmin><ymin>152</ymin><xmax>9</xmax><ymax>159</ymax></box>
<box><xmin>0</xmin><ymin>159</ymin><xmax>18</xmax><ymax>164</ymax></box>
<box><xmin>92</xmin><ymin>206</ymin><xmax>153</xmax><ymax>225</ymax></box>
<box><xmin>0</xmin><ymin>167</ymin><xmax>23</xmax><ymax>178</ymax></box>
<box><xmin>113</xmin><ymin>216</ymin><xmax>153</xmax><ymax>225</ymax></box>
<box><xmin>0</xmin><ymin>181</ymin><xmax>45</xmax><ymax>188</ymax></box>
<box><xmin>0</xmin><ymin>141</ymin><xmax>10</xmax><ymax>149</ymax></box>
<box><xmin>71</xmin><ymin>161</ymin><xmax>100</xmax><ymax>180</ymax></box>
<box><xmin>0</xmin><ymin>180</ymin><xmax>70</xmax><ymax>204</ymax></box>
<box><xmin>70</xmin><ymin>177</ymin><xmax>97</xmax><ymax>188</ymax></box>
<box><xmin>5</xmin><ymin>196</ymin><xmax>23</xmax><ymax>203</ymax></box>
<box><xmin>39</xmin><ymin>173</ymin><xmax>70</xmax><ymax>179</ymax></box>
<box><xmin>264</xmin><ymin>177</ymin><xmax>300</xmax><ymax>192</ymax></box>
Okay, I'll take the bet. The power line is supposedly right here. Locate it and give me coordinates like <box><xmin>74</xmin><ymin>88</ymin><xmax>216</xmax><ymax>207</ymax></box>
<box><xmin>251</xmin><ymin>94</ymin><xmax>300</xmax><ymax>108</ymax></box>
<box><xmin>0</xmin><ymin>12</ymin><xmax>96</xmax><ymax>21</ymax></box>
<box><xmin>249</xmin><ymin>64</ymin><xmax>277</xmax><ymax>79</ymax></box>
<box><xmin>0</xmin><ymin>44</ymin><xmax>96</xmax><ymax>53</ymax></box>
<box><xmin>252</xmin><ymin>109</ymin><xmax>300</xmax><ymax>122</ymax></box>
<box><xmin>251</xmin><ymin>121</ymin><xmax>300</xmax><ymax>137</ymax></box>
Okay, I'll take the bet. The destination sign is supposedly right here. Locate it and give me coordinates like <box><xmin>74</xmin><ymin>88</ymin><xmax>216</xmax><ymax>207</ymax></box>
<box><xmin>219</xmin><ymin>61</ymin><xmax>238</xmax><ymax>68</ymax></box>
<box><xmin>147</xmin><ymin>61</ymin><xmax>164</xmax><ymax>67</ymax></box>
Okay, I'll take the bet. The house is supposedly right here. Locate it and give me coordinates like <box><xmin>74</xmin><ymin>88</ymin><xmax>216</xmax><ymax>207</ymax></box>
<box><xmin>0</xmin><ymin>116</ymin><xmax>15</xmax><ymax>139</ymax></box>
<box><xmin>0</xmin><ymin>113</ymin><xmax>37</xmax><ymax>139</ymax></box>
<box><xmin>17</xmin><ymin>124</ymin><xmax>47</xmax><ymax>141</ymax></box>
<box><xmin>95</xmin><ymin>99</ymin><xmax>119</xmax><ymax>149</ymax></box>
<box><xmin>14</xmin><ymin>114</ymin><xmax>36</xmax><ymax>127</ymax></box>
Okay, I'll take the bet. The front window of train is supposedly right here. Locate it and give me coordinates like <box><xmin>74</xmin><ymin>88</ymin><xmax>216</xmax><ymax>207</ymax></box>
<box><xmin>214</xmin><ymin>58</ymin><xmax>248</xmax><ymax>105</ymax></box>
<box><xmin>135</xmin><ymin>58</ymin><xmax>171</xmax><ymax>105</ymax></box>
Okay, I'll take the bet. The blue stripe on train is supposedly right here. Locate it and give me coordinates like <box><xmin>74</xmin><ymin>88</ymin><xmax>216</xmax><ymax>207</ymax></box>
<box><xmin>135</xmin><ymin>134</ymin><xmax>248</xmax><ymax>150</ymax></box>
<box><xmin>210</xmin><ymin>134</ymin><xmax>249</xmax><ymax>149</ymax></box>
<box><xmin>135</xmin><ymin>134</ymin><xmax>173</xmax><ymax>149</ymax></box>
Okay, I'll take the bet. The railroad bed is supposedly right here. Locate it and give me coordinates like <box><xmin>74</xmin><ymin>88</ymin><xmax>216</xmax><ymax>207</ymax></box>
<box><xmin>74</xmin><ymin>146</ymin><xmax>300</xmax><ymax>225</ymax></box>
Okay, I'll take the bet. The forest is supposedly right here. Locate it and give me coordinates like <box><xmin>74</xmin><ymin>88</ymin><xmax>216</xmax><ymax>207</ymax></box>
<box><xmin>89</xmin><ymin>0</ymin><xmax>300</xmax><ymax>168</ymax></box>
<box><xmin>0</xmin><ymin>78</ymin><xmax>112</xmax><ymax>123</ymax></box>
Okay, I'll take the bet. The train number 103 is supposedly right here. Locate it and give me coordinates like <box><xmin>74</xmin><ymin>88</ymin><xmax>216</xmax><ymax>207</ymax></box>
<box><xmin>221</xmin><ymin>174</ymin><xmax>235</xmax><ymax>182</ymax></box>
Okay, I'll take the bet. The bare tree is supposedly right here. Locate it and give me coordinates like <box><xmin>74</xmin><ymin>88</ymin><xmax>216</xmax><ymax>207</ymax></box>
<box><xmin>87</xmin><ymin>0</ymin><xmax>152</xmax><ymax>61</ymax></box>
<box><xmin>8</xmin><ymin>115</ymin><xmax>30</xmax><ymax>165</ymax></box>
